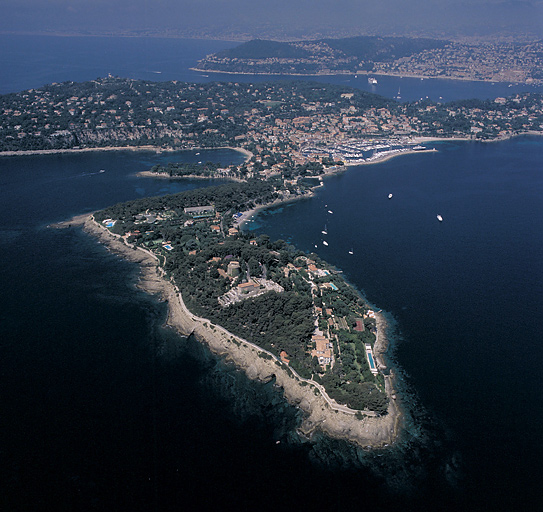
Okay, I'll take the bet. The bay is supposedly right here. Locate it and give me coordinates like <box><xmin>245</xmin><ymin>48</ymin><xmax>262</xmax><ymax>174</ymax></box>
<box><xmin>1</xmin><ymin>138</ymin><xmax>541</xmax><ymax>510</ymax></box>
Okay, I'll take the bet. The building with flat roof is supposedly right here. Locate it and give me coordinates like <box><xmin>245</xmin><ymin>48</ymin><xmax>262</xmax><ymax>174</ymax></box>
<box><xmin>184</xmin><ymin>205</ymin><xmax>215</xmax><ymax>218</ymax></box>
<box><xmin>238</xmin><ymin>280</ymin><xmax>259</xmax><ymax>294</ymax></box>
<box><xmin>227</xmin><ymin>260</ymin><xmax>240</xmax><ymax>277</ymax></box>
<box><xmin>311</xmin><ymin>335</ymin><xmax>333</xmax><ymax>367</ymax></box>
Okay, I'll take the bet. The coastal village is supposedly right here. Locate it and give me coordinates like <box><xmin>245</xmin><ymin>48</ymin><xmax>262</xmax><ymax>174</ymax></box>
<box><xmin>195</xmin><ymin>37</ymin><xmax>543</xmax><ymax>85</ymax></box>
<box><xmin>370</xmin><ymin>40</ymin><xmax>543</xmax><ymax>84</ymax></box>
<box><xmin>2</xmin><ymin>77</ymin><xmax>543</xmax><ymax>181</ymax></box>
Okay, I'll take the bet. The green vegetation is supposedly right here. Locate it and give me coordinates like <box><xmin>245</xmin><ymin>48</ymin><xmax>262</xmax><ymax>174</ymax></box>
<box><xmin>2</xmin><ymin>77</ymin><xmax>542</xmax><ymax>156</ymax></box>
<box><xmin>95</xmin><ymin>179</ymin><xmax>389</xmax><ymax>413</ymax></box>
<box><xmin>96</xmin><ymin>180</ymin><xmax>279</xmax><ymax>222</ymax></box>
<box><xmin>322</xmin><ymin>35</ymin><xmax>448</xmax><ymax>62</ymax></box>
<box><xmin>216</xmin><ymin>39</ymin><xmax>311</xmax><ymax>60</ymax></box>
<box><xmin>197</xmin><ymin>36</ymin><xmax>543</xmax><ymax>85</ymax></box>
<box><xmin>151</xmin><ymin>161</ymin><xmax>222</xmax><ymax>177</ymax></box>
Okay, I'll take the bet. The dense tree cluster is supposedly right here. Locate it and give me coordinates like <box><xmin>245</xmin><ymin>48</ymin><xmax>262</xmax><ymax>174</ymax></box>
<box><xmin>2</xmin><ymin>76</ymin><xmax>543</xmax><ymax>154</ymax></box>
<box><xmin>95</xmin><ymin>180</ymin><xmax>278</xmax><ymax>223</ymax></box>
<box><xmin>0</xmin><ymin>77</ymin><xmax>393</xmax><ymax>152</ymax></box>
<box><xmin>150</xmin><ymin>161</ymin><xmax>222</xmax><ymax>177</ymax></box>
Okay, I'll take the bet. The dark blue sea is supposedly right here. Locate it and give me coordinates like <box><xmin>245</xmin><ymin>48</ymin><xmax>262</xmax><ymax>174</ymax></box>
<box><xmin>1</xmin><ymin>36</ymin><xmax>542</xmax><ymax>511</ymax></box>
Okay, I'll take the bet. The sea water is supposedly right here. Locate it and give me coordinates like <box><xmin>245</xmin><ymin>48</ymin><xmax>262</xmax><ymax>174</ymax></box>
<box><xmin>247</xmin><ymin>136</ymin><xmax>543</xmax><ymax>509</ymax></box>
<box><xmin>1</xmin><ymin>35</ymin><xmax>543</xmax><ymax>510</ymax></box>
<box><xmin>1</xmin><ymin>138</ymin><xmax>541</xmax><ymax>510</ymax></box>
<box><xmin>0</xmin><ymin>147</ymin><xmax>402</xmax><ymax>510</ymax></box>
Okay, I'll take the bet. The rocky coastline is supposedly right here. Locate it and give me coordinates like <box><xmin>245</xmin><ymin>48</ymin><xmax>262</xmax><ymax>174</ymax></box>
<box><xmin>61</xmin><ymin>212</ymin><xmax>403</xmax><ymax>449</ymax></box>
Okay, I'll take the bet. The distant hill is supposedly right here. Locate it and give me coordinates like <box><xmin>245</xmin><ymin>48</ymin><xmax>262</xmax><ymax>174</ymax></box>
<box><xmin>215</xmin><ymin>39</ymin><xmax>312</xmax><ymax>60</ymax></box>
<box><xmin>195</xmin><ymin>35</ymin><xmax>449</xmax><ymax>75</ymax></box>
<box><xmin>321</xmin><ymin>36</ymin><xmax>448</xmax><ymax>62</ymax></box>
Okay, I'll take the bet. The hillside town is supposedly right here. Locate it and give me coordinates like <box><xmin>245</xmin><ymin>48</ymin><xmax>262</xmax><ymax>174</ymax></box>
<box><xmin>1</xmin><ymin>77</ymin><xmax>543</xmax><ymax>185</ymax></box>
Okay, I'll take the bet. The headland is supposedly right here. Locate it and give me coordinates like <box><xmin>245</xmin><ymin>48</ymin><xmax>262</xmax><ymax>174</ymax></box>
<box><xmin>60</xmin><ymin>193</ymin><xmax>403</xmax><ymax>449</ymax></box>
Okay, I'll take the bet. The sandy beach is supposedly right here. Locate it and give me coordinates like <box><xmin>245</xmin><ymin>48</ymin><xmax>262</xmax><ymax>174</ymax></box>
<box><xmin>61</xmin><ymin>212</ymin><xmax>402</xmax><ymax>449</ymax></box>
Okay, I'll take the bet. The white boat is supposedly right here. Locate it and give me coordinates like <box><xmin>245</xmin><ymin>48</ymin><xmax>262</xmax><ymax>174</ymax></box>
<box><xmin>348</xmin><ymin>248</ymin><xmax>354</xmax><ymax>255</ymax></box>
<box><xmin>323</xmin><ymin>241</ymin><xmax>328</xmax><ymax>246</ymax></box>
<box><xmin>328</xmin><ymin>210</ymin><xmax>333</xmax><ymax>214</ymax></box>
<box><xmin>368</xmin><ymin>77</ymin><xmax>378</xmax><ymax>85</ymax></box>
<box><xmin>437</xmin><ymin>215</ymin><xmax>443</xmax><ymax>222</ymax></box>
<box><xmin>388</xmin><ymin>193</ymin><xmax>393</xmax><ymax>199</ymax></box>
<box><xmin>99</xmin><ymin>169</ymin><xmax>105</xmax><ymax>173</ymax></box>
<box><xmin>321</xmin><ymin>225</ymin><xmax>328</xmax><ymax>235</ymax></box>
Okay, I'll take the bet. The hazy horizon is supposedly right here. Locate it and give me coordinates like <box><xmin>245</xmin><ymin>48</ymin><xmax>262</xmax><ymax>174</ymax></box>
<box><xmin>1</xmin><ymin>0</ymin><xmax>542</xmax><ymax>41</ymax></box>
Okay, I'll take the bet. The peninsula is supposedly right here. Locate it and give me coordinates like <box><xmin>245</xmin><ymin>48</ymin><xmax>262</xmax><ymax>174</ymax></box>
<box><xmin>194</xmin><ymin>36</ymin><xmax>543</xmax><ymax>85</ymax></box>
<box><xmin>65</xmin><ymin>178</ymin><xmax>401</xmax><ymax>448</ymax></box>
<box><xmin>2</xmin><ymin>77</ymin><xmax>543</xmax><ymax>176</ymax></box>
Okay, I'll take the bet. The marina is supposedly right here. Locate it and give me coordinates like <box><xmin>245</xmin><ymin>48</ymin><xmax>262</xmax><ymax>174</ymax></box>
<box><xmin>300</xmin><ymin>137</ymin><xmax>437</xmax><ymax>166</ymax></box>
